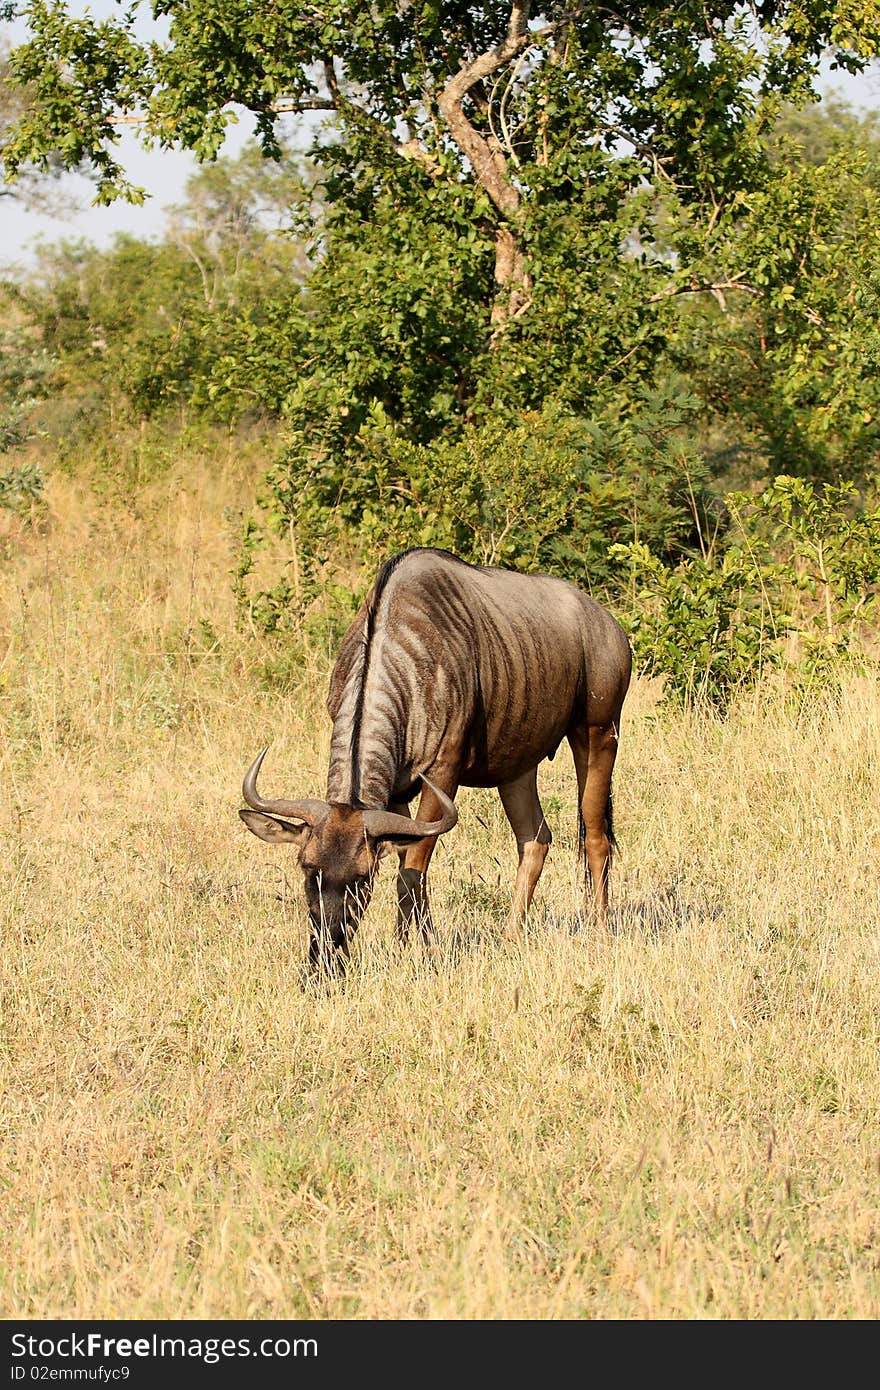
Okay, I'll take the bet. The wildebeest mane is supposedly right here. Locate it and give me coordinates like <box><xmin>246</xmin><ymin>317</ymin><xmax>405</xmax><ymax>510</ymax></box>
<box><xmin>350</xmin><ymin>549</ymin><xmax>472</xmax><ymax>803</ymax></box>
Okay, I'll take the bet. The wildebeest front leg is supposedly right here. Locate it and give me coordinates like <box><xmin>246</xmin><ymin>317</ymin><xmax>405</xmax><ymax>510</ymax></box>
<box><xmin>394</xmin><ymin>777</ymin><xmax>458</xmax><ymax>942</ymax></box>
<box><xmin>569</xmin><ymin>722</ymin><xmax>619</xmax><ymax>929</ymax></box>
<box><xmin>386</xmin><ymin>801</ymin><xmax>426</xmax><ymax>939</ymax></box>
<box><xmin>396</xmin><ymin>863</ymin><xmax>431</xmax><ymax>940</ymax></box>
<box><xmin>498</xmin><ymin>768</ymin><xmax>552</xmax><ymax>937</ymax></box>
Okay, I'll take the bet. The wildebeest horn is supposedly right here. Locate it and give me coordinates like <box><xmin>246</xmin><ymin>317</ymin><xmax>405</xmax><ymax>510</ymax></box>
<box><xmin>241</xmin><ymin>747</ymin><xmax>329</xmax><ymax>824</ymax></box>
<box><xmin>362</xmin><ymin>774</ymin><xmax>458</xmax><ymax>840</ymax></box>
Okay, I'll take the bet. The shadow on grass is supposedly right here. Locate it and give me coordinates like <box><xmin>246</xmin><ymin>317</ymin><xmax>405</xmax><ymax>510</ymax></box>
<box><xmin>611</xmin><ymin>885</ymin><xmax>723</xmax><ymax>938</ymax></box>
<box><xmin>292</xmin><ymin>886</ymin><xmax>721</xmax><ymax>988</ymax></box>
<box><xmin>293</xmin><ymin>914</ymin><xmax>492</xmax><ymax>990</ymax></box>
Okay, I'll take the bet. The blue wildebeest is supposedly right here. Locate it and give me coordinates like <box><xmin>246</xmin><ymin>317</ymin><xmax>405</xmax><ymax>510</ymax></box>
<box><xmin>240</xmin><ymin>547</ymin><xmax>631</xmax><ymax>968</ymax></box>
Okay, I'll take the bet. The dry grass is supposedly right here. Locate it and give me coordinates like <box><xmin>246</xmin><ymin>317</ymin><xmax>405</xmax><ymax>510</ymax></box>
<box><xmin>2</xmin><ymin>460</ymin><xmax>880</xmax><ymax>1319</ymax></box>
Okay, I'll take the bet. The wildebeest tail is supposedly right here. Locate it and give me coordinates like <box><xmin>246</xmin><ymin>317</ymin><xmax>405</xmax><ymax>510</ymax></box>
<box><xmin>606</xmin><ymin>786</ymin><xmax>617</xmax><ymax>851</ymax></box>
<box><xmin>577</xmin><ymin>786</ymin><xmax>617</xmax><ymax>862</ymax></box>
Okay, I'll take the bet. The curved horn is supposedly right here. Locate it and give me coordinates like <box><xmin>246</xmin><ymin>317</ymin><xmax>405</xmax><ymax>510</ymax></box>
<box><xmin>241</xmin><ymin>747</ymin><xmax>328</xmax><ymax>825</ymax></box>
<box><xmin>362</xmin><ymin>774</ymin><xmax>458</xmax><ymax>840</ymax></box>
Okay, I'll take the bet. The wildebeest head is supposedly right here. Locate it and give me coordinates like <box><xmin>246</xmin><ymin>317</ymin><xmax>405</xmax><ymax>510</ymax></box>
<box><xmin>239</xmin><ymin>747</ymin><xmax>457</xmax><ymax>959</ymax></box>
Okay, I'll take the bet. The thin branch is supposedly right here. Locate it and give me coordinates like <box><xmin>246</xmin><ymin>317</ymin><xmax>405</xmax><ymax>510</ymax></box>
<box><xmin>107</xmin><ymin>97</ymin><xmax>338</xmax><ymax>128</ymax></box>
<box><xmin>323</xmin><ymin>57</ymin><xmax>340</xmax><ymax>103</ymax></box>
<box><xmin>488</xmin><ymin>51</ymin><xmax>527</xmax><ymax>168</ymax></box>
<box><xmin>647</xmin><ymin>278</ymin><xmax>760</xmax><ymax>304</ymax></box>
<box><xmin>499</xmin><ymin>54</ymin><xmax>526</xmax><ymax>161</ymax></box>
<box><xmin>397</xmin><ymin>138</ymin><xmax>444</xmax><ymax>178</ymax></box>
<box><xmin>174</xmin><ymin>234</ymin><xmax>217</xmax><ymax>308</ymax></box>
<box><xmin>263</xmin><ymin>98</ymin><xmax>337</xmax><ymax>113</ymax></box>
<box><xmin>647</xmin><ymin>277</ymin><xmax>827</xmax><ymax>329</ymax></box>
<box><xmin>108</xmin><ymin>89</ymin><xmax>449</xmax><ymax>181</ymax></box>
<box><xmin>599</xmin><ymin>123</ymin><xmax>677</xmax><ymax>181</ymax></box>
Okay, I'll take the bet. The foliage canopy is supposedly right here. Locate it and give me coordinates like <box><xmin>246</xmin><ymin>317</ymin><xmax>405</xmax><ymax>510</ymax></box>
<box><xmin>4</xmin><ymin>4</ymin><xmax>880</xmax><ymax>702</ymax></box>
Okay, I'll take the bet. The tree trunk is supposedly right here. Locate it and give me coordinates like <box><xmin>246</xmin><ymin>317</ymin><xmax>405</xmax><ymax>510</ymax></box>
<box><xmin>491</xmin><ymin>224</ymin><xmax>532</xmax><ymax>333</ymax></box>
<box><xmin>436</xmin><ymin>1</ymin><xmax>534</xmax><ymax>337</ymax></box>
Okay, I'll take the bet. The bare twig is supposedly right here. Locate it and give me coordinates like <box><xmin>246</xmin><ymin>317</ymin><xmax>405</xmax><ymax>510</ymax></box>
<box><xmin>108</xmin><ymin>97</ymin><xmax>338</xmax><ymax>126</ymax></box>
<box><xmin>647</xmin><ymin>277</ymin><xmax>760</xmax><ymax>305</ymax></box>
<box><xmin>488</xmin><ymin>51</ymin><xmax>527</xmax><ymax>168</ymax></box>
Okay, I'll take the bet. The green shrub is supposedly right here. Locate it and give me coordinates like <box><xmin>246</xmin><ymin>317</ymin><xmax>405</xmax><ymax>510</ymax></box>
<box><xmin>240</xmin><ymin>390</ymin><xmax>720</xmax><ymax>632</ymax></box>
<box><xmin>616</xmin><ymin>477</ymin><xmax>880</xmax><ymax>706</ymax></box>
<box><xmin>613</xmin><ymin>540</ymin><xmax>783</xmax><ymax>707</ymax></box>
<box><xmin>733</xmin><ymin>476</ymin><xmax>880</xmax><ymax>659</ymax></box>
<box><xmin>0</xmin><ymin>460</ymin><xmax>45</xmax><ymax>514</ymax></box>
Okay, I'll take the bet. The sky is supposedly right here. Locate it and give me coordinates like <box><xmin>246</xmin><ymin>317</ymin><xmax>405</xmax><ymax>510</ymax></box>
<box><xmin>3</xmin><ymin>2</ymin><xmax>879</xmax><ymax>271</ymax></box>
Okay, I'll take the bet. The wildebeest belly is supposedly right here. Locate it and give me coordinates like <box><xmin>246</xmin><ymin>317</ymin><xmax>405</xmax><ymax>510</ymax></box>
<box><xmin>457</xmin><ymin>647</ymin><xmax>583</xmax><ymax>787</ymax></box>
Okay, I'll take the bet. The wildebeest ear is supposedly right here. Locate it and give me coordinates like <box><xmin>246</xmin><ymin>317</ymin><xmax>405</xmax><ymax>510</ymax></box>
<box><xmin>239</xmin><ymin>809</ymin><xmax>311</xmax><ymax>846</ymax></box>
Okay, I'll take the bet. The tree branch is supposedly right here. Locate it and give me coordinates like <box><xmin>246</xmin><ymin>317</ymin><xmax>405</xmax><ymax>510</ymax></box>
<box><xmin>108</xmin><ymin>96</ymin><xmax>338</xmax><ymax>126</ymax></box>
<box><xmin>442</xmin><ymin>0</ymin><xmax>532</xmax><ymax>108</ymax></box>
<box><xmin>647</xmin><ymin>278</ymin><xmax>826</xmax><ymax>328</ymax></box>
<box><xmin>436</xmin><ymin>3</ymin><xmax>585</xmax><ymax>215</ymax></box>
<box><xmin>108</xmin><ymin>4</ymin><xmax>583</xmax><ymax>203</ymax></box>
<box><xmin>108</xmin><ymin>70</ymin><xmax>449</xmax><ymax>181</ymax></box>
<box><xmin>488</xmin><ymin>52</ymin><xmax>528</xmax><ymax>169</ymax></box>
<box><xmin>437</xmin><ymin>1</ymin><xmax>533</xmax><ymax>215</ymax></box>
<box><xmin>647</xmin><ymin>278</ymin><xmax>760</xmax><ymax>305</ymax></box>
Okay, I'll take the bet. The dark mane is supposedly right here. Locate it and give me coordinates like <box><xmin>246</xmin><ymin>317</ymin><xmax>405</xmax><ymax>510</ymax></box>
<box><xmin>350</xmin><ymin>550</ymin><xmax>443</xmax><ymax>803</ymax></box>
<box><xmin>364</xmin><ymin>549</ymin><xmax>419</xmax><ymax>625</ymax></box>
<box><xmin>365</xmin><ymin>548</ymin><xmax>472</xmax><ymax>627</ymax></box>
<box><xmin>350</xmin><ymin>549</ymin><xmax>473</xmax><ymax>802</ymax></box>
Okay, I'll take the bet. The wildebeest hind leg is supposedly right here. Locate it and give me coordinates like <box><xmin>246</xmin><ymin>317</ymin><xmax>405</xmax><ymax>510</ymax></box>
<box><xmin>569</xmin><ymin>723</ymin><xmax>619</xmax><ymax>930</ymax></box>
<box><xmin>498</xmin><ymin>768</ymin><xmax>552</xmax><ymax>937</ymax></box>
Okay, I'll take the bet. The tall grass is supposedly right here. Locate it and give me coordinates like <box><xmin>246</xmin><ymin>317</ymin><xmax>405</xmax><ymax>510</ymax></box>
<box><xmin>1</xmin><ymin>461</ymin><xmax>879</xmax><ymax>1318</ymax></box>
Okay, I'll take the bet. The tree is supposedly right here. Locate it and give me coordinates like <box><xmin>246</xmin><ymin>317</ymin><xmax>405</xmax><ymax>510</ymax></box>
<box><xmin>0</xmin><ymin>32</ymin><xmax>79</xmax><ymax>212</ymax></box>
<box><xmin>668</xmin><ymin>101</ymin><xmax>880</xmax><ymax>479</ymax></box>
<box><xmin>12</xmin><ymin>140</ymin><xmax>314</xmax><ymax>423</ymax></box>
<box><xmin>6</xmin><ymin>3</ymin><xmax>880</xmax><ymax>645</ymax></box>
<box><xmin>0</xmin><ymin>309</ymin><xmax>52</xmax><ymax>453</ymax></box>
<box><xmin>164</xmin><ymin>139</ymin><xmax>314</xmax><ymax>306</ymax></box>
<box><xmin>0</xmin><ymin>283</ymin><xmax>53</xmax><ymax>518</ymax></box>
<box><xmin>4</xmin><ymin>1</ymin><xmax>880</xmax><ymax>340</ymax></box>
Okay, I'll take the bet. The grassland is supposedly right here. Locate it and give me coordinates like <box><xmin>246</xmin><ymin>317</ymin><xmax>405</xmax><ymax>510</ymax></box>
<box><xmin>2</xmin><ymin>457</ymin><xmax>879</xmax><ymax>1319</ymax></box>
